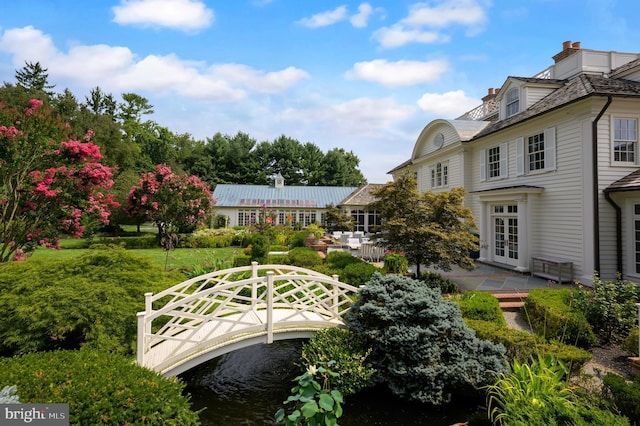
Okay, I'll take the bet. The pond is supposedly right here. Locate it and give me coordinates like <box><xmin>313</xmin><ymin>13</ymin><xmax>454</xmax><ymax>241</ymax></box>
<box><xmin>180</xmin><ymin>340</ymin><xmax>487</xmax><ymax>425</ymax></box>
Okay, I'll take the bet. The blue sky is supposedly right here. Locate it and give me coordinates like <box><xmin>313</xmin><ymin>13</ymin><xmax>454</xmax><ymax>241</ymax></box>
<box><xmin>0</xmin><ymin>0</ymin><xmax>638</xmax><ymax>183</ymax></box>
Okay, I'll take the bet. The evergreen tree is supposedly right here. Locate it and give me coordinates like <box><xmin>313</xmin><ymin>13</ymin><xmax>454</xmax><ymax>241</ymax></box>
<box><xmin>15</xmin><ymin>61</ymin><xmax>55</xmax><ymax>96</ymax></box>
<box><xmin>346</xmin><ymin>273</ymin><xmax>507</xmax><ymax>405</ymax></box>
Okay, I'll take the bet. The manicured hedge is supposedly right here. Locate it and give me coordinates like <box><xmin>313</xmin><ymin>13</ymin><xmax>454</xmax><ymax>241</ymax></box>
<box><xmin>465</xmin><ymin>318</ymin><xmax>592</xmax><ymax>370</ymax></box>
<box><xmin>0</xmin><ymin>349</ymin><xmax>201</xmax><ymax>425</ymax></box>
<box><xmin>455</xmin><ymin>291</ymin><xmax>507</xmax><ymax>327</ymax></box>
<box><xmin>180</xmin><ymin>228</ymin><xmax>236</xmax><ymax>248</ymax></box>
<box><xmin>287</xmin><ymin>247</ymin><xmax>323</xmax><ymax>268</ymax></box>
<box><xmin>524</xmin><ymin>288</ymin><xmax>597</xmax><ymax>348</ymax></box>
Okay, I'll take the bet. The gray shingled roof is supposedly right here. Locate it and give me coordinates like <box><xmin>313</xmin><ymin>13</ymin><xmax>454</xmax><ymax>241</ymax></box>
<box><xmin>471</xmin><ymin>74</ymin><xmax>640</xmax><ymax>140</ymax></box>
<box><xmin>340</xmin><ymin>184</ymin><xmax>384</xmax><ymax>206</ymax></box>
<box><xmin>213</xmin><ymin>184</ymin><xmax>359</xmax><ymax>208</ymax></box>
<box><xmin>605</xmin><ymin>169</ymin><xmax>640</xmax><ymax>192</ymax></box>
<box><xmin>609</xmin><ymin>58</ymin><xmax>640</xmax><ymax>78</ymax></box>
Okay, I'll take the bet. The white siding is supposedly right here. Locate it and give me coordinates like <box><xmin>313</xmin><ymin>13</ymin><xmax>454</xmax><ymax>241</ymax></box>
<box><xmin>596</xmin><ymin>101</ymin><xmax>640</xmax><ymax>277</ymax></box>
<box><xmin>524</xmin><ymin>87</ymin><xmax>555</xmax><ymax>109</ymax></box>
<box><xmin>414</xmin><ymin>125</ymin><xmax>460</xmax><ymax>158</ymax></box>
<box><xmin>466</xmin><ymin>108</ymin><xmax>588</xmax><ymax>277</ymax></box>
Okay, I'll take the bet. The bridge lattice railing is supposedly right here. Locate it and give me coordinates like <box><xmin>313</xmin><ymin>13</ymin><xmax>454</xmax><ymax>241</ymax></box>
<box><xmin>137</xmin><ymin>262</ymin><xmax>359</xmax><ymax>371</ymax></box>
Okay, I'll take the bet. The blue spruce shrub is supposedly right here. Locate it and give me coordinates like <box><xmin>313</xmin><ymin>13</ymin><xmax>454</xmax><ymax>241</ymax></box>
<box><xmin>346</xmin><ymin>273</ymin><xmax>508</xmax><ymax>405</ymax></box>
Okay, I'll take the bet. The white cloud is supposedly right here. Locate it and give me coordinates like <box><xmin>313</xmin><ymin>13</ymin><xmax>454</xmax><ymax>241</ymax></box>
<box><xmin>0</xmin><ymin>26</ymin><xmax>307</xmax><ymax>101</ymax></box>
<box><xmin>346</xmin><ymin>59</ymin><xmax>449</xmax><ymax>86</ymax></box>
<box><xmin>350</xmin><ymin>3</ymin><xmax>374</xmax><ymax>28</ymax></box>
<box><xmin>402</xmin><ymin>0</ymin><xmax>487</xmax><ymax>29</ymax></box>
<box><xmin>416</xmin><ymin>90</ymin><xmax>480</xmax><ymax>117</ymax></box>
<box><xmin>209</xmin><ymin>64</ymin><xmax>310</xmax><ymax>93</ymax></box>
<box><xmin>281</xmin><ymin>97</ymin><xmax>415</xmax><ymax>139</ymax></box>
<box><xmin>372</xmin><ymin>25</ymin><xmax>448</xmax><ymax>48</ymax></box>
<box><xmin>297</xmin><ymin>6</ymin><xmax>348</xmax><ymax>28</ymax></box>
<box><xmin>112</xmin><ymin>0</ymin><xmax>214</xmax><ymax>31</ymax></box>
<box><xmin>373</xmin><ymin>0</ymin><xmax>490</xmax><ymax>48</ymax></box>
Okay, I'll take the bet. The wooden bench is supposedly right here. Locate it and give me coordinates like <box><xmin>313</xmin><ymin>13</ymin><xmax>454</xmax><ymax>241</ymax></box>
<box><xmin>531</xmin><ymin>256</ymin><xmax>573</xmax><ymax>283</ymax></box>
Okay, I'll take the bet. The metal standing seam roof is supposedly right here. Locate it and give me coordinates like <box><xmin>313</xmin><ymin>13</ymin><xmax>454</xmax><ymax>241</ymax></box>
<box><xmin>212</xmin><ymin>184</ymin><xmax>359</xmax><ymax>208</ymax></box>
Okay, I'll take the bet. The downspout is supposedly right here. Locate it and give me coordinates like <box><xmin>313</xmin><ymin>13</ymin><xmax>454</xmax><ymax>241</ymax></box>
<box><xmin>592</xmin><ymin>95</ymin><xmax>612</xmax><ymax>274</ymax></box>
<box><xmin>603</xmin><ymin>189</ymin><xmax>623</xmax><ymax>277</ymax></box>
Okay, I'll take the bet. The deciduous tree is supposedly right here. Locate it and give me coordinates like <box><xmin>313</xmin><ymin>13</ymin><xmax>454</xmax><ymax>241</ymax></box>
<box><xmin>126</xmin><ymin>164</ymin><xmax>214</xmax><ymax>243</ymax></box>
<box><xmin>371</xmin><ymin>173</ymin><xmax>478</xmax><ymax>276</ymax></box>
<box><xmin>0</xmin><ymin>99</ymin><xmax>119</xmax><ymax>262</ymax></box>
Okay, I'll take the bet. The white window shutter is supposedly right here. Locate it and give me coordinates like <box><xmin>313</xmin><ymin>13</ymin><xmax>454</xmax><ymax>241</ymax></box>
<box><xmin>544</xmin><ymin>127</ymin><xmax>556</xmax><ymax>171</ymax></box>
<box><xmin>499</xmin><ymin>142</ymin><xmax>508</xmax><ymax>178</ymax></box>
<box><xmin>480</xmin><ymin>149</ymin><xmax>486</xmax><ymax>182</ymax></box>
<box><xmin>516</xmin><ymin>137</ymin><xmax>525</xmax><ymax>176</ymax></box>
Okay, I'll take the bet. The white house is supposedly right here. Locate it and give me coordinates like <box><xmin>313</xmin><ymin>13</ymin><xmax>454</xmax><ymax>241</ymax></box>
<box><xmin>391</xmin><ymin>41</ymin><xmax>640</xmax><ymax>284</ymax></box>
<box><xmin>212</xmin><ymin>174</ymin><xmax>382</xmax><ymax>233</ymax></box>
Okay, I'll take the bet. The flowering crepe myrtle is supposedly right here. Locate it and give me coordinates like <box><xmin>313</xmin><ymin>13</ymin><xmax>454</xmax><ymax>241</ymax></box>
<box><xmin>0</xmin><ymin>99</ymin><xmax>119</xmax><ymax>262</ymax></box>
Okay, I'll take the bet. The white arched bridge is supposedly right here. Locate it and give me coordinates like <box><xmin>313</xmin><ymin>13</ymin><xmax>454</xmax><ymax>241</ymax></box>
<box><xmin>137</xmin><ymin>262</ymin><xmax>359</xmax><ymax>377</ymax></box>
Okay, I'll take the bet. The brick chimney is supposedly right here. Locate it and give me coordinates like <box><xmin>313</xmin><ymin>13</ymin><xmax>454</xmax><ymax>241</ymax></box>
<box><xmin>552</xmin><ymin>40</ymin><xmax>581</xmax><ymax>63</ymax></box>
<box><xmin>482</xmin><ymin>88</ymin><xmax>497</xmax><ymax>102</ymax></box>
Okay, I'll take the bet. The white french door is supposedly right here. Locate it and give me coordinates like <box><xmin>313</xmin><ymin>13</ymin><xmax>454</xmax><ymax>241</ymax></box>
<box><xmin>492</xmin><ymin>205</ymin><xmax>518</xmax><ymax>266</ymax></box>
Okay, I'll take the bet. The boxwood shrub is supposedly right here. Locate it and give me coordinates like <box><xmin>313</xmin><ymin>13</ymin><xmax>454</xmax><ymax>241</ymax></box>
<box><xmin>0</xmin><ymin>248</ymin><xmax>184</xmax><ymax>356</ymax></box>
<box><xmin>287</xmin><ymin>247</ymin><xmax>323</xmax><ymax>268</ymax></box>
<box><xmin>301</xmin><ymin>327</ymin><xmax>375</xmax><ymax>396</ymax></box>
<box><xmin>325</xmin><ymin>251</ymin><xmax>362</xmax><ymax>269</ymax></box>
<box><xmin>455</xmin><ymin>291</ymin><xmax>507</xmax><ymax>327</ymax></box>
<box><xmin>524</xmin><ymin>288</ymin><xmax>597</xmax><ymax>348</ymax></box>
<box><xmin>0</xmin><ymin>349</ymin><xmax>201</xmax><ymax>425</ymax></box>
<box><xmin>340</xmin><ymin>262</ymin><xmax>380</xmax><ymax>286</ymax></box>
<box><xmin>465</xmin><ymin>318</ymin><xmax>592</xmax><ymax>370</ymax></box>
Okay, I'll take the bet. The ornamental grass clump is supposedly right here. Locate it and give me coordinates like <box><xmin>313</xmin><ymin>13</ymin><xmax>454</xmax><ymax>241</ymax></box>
<box><xmin>486</xmin><ymin>354</ymin><xmax>629</xmax><ymax>425</ymax></box>
<box><xmin>346</xmin><ymin>273</ymin><xmax>508</xmax><ymax>405</ymax></box>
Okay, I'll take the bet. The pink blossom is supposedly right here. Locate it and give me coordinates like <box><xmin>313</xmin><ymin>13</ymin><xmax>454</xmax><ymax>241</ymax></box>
<box><xmin>12</xmin><ymin>249</ymin><xmax>27</xmax><ymax>262</ymax></box>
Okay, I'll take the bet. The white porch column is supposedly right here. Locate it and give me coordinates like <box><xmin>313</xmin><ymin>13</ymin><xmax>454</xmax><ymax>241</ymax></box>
<box><xmin>478</xmin><ymin>201</ymin><xmax>489</xmax><ymax>262</ymax></box>
<box><xmin>515</xmin><ymin>197</ymin><xmax>529</xmax><ymax>272</ymax></box>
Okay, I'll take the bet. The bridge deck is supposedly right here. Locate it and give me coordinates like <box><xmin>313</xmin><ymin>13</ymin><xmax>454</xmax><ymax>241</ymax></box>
<box><xmin>144</xmin><ymin>308</ymin><xmax>343</xmax><ymax>374</ymax></box>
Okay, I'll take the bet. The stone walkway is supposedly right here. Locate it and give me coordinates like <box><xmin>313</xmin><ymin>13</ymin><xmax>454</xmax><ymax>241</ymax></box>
<box><xmin>427</xmin><ymin>262</ymin><xmax>551</xmax><ymax>292</ymax></box>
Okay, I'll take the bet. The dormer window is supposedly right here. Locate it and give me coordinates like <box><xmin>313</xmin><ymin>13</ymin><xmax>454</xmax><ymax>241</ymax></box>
<box><xmin>506</xmin><ymin>88</ymin><xmax>519</xmax><ymax>117</ymax></box>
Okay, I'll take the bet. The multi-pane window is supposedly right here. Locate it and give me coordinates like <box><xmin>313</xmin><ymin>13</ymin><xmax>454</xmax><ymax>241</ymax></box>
<box><xmin>368</xmin><ymin>210</ymin><xmax>381</xmax><ymax>232</ymax></box>
<box><xmin>430</xmin><ymin>162</ymin><xmax>449</xmax><ymax>188</ymax></box>
<box><xmin>238</xmin><ymin>209</ymin><xmax>257</xmax><ymax>226</ymax></box>
<box><xmin>506</xmin><ymin>88</ymin><xmax>519</xmax><ymax>117</ymax></box>
<box><xmin>488</xmin><ymin>146</ymin><xmax>501</xmax><ymax>178</ymax></box>
<box><xmin>528</xmin><ymin>132</ymin><xmax>545</xmax><ymax>171</ymax></box>
<box><xmin>351</xmin><ymin>210</ymin><xmax>366</xmax><ymax>232</ymax></box>
<box><xmin>614</xmin><ymin>118</ymin><xmax>637</xmax><ymax>163</ymax></box>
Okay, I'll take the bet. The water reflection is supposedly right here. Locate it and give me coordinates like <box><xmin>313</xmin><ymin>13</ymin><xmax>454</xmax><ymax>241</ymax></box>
<box><xmin>181</xmin><ymin>340</ymin><xmax>484</xmax><ymax>426</ymax></box>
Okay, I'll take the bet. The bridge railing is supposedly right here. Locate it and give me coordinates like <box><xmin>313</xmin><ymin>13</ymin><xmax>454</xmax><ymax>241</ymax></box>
<box><xmin>137</xmin><ymin>262</ymin><xmax>359</xmax><ymax>373</ymax></box>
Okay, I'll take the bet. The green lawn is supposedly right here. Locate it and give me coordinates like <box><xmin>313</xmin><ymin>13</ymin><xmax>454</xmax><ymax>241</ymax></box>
<box><xmin>29</xmin><ymin>245</ymin><xmax>241</xmax><ymax>271</ymax></box>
